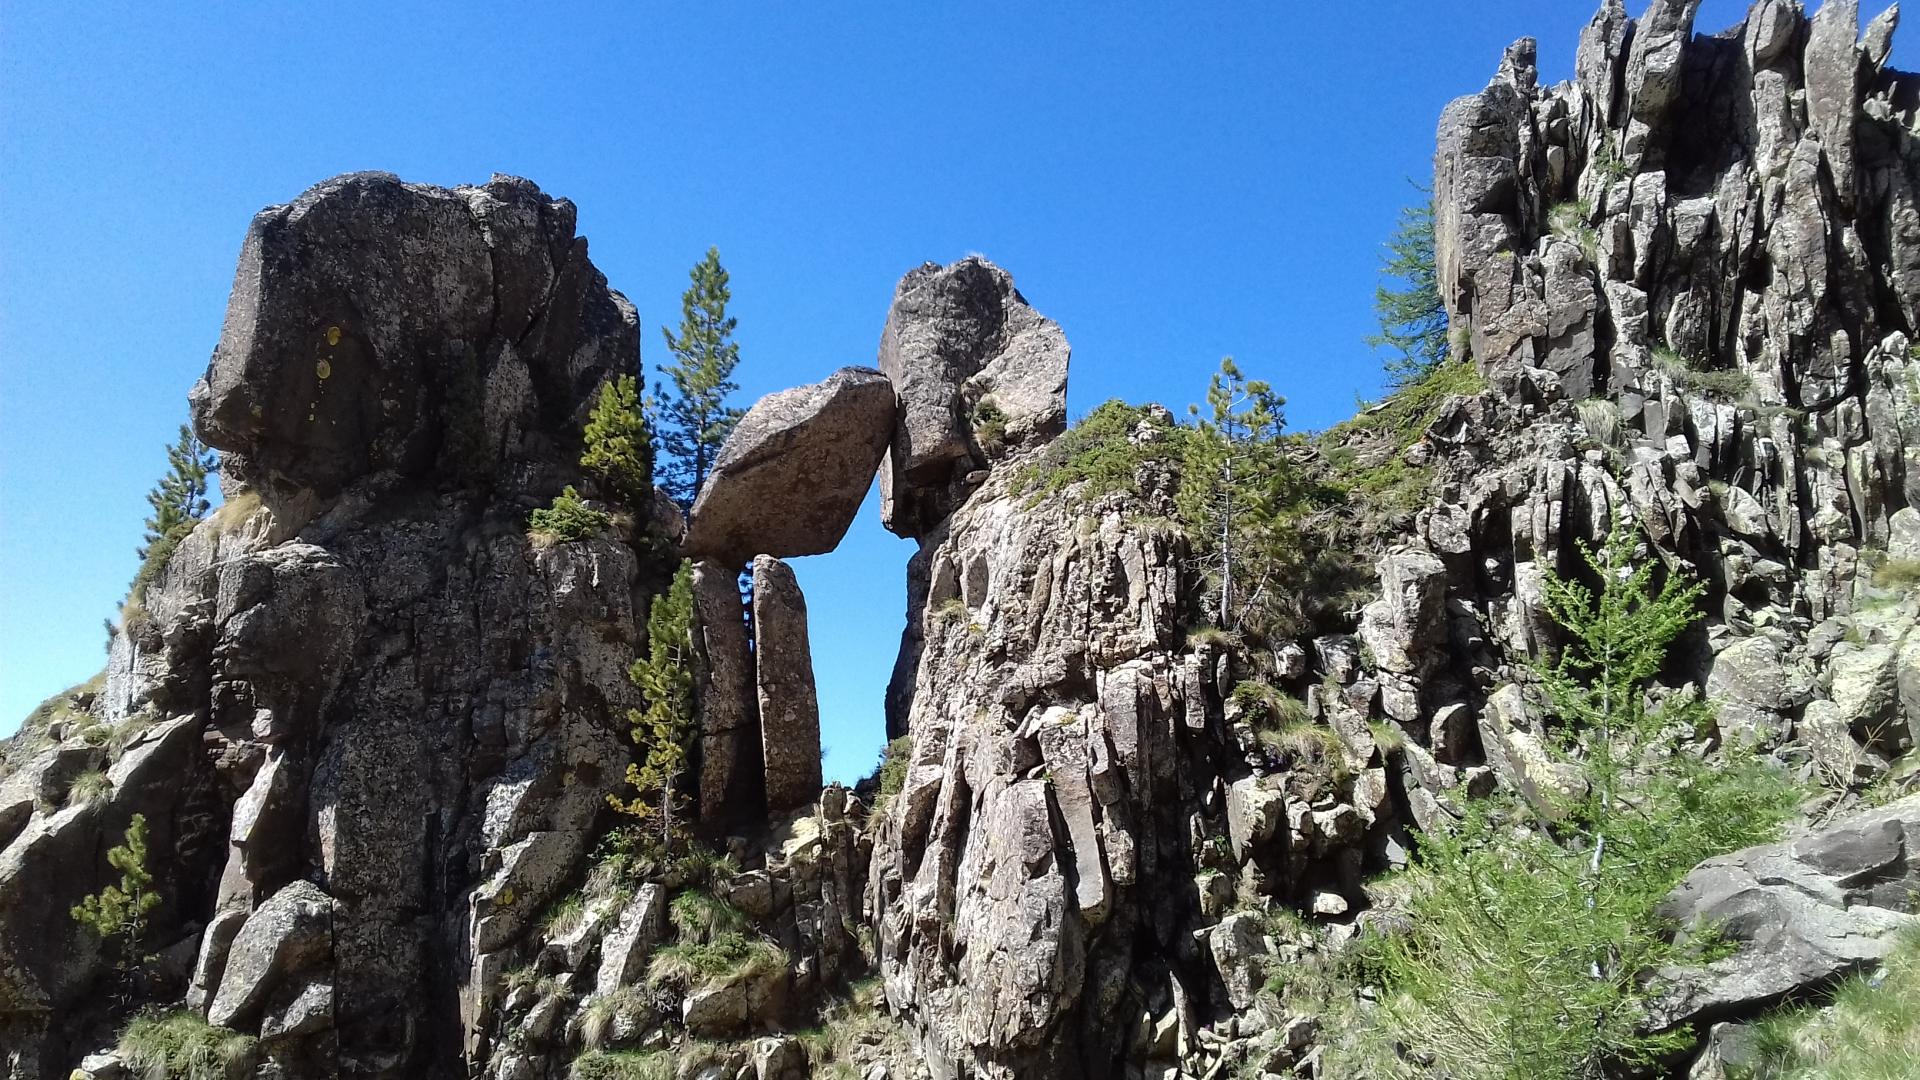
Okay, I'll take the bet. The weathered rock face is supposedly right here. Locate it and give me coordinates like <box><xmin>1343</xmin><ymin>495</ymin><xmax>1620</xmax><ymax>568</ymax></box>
<box><xmin>1652</xmin><ymin>793</ymin><xmax>1920</xmax><ymax>1029</ymax></box>
<box><xmin>753</xmin><ymin>556</ymin><xmax>823</xmax><ymax>815</ymax></box>
<box><xmin>877</xmin><ymin>257</ymin><xmax>1070</xmax><ymax>538</ymax></box>
<box><xmin>684</xmin><ymin>367</ymin><xmax>897</xmax><ymax>561</ymax></box>
<box><xmin>866</xmin><ymin>459</ymin><xmax>1397</xmax><ymax>1079</ymax></box>
<box><xmin>2</xmin><ymin>174</ymin><xmax>659</xmax><ymax>1080</ymax></box>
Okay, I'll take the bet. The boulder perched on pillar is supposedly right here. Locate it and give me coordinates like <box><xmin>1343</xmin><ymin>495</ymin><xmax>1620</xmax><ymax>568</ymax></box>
<box><xmin>752</xmin><ymin>556</ymin><xmax>822</xmax><ymax>814</ymax></box>
<box><xmin>877</xmin><ymin>257</ymin><xmax>1069</xmax><ymax>537</ymax></box>
<box><xmin>684</xmin><ymin>367</ymin><xmax>896</xmax><ymax>561</ymax></box>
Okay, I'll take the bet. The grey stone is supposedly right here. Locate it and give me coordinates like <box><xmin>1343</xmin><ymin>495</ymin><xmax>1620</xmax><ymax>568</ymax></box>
<box><xmin>694</xmin><ymin>558</ymin><xmax>760</xmax><ymax>826</ymax></box>
<box><xmin>1651</xmin><ymin>794</ymin><xmax>1920</xmax><ymax>1029</ymax></box>
<box><xmin>877</xmin><ymin>256</ymin><xmax>1069</xmax><ymax>536</ymax></box>
<box><xmin>1207</xmin><ymin>912</ymin><xmax>1271</xmax><ymax>1010</ymax></box>
<box><xmin>684</xmin><ymin>367</ymin><xmax>897</xmax><ymax>561</ymax></box>
<box><xmin>208</xmin><ymin>879</ymin><xmax>335</xmax><ymax>1031</ymax></box>
<box><xmin>594</xmin><ymin>884</ymin><xmax>667</xmax><ymax>998</ymax></box>
<box><xmin>754</xmin><ymin>556</ymin><xmax>822</xmax><ymax>815</ymax></box>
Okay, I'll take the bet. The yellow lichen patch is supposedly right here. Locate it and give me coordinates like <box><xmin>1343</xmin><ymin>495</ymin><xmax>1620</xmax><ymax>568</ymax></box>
<box><xmin>316</xmin><ymin>358</ymin><xmax>332</xmax><ymax>380</ymax></box>
<box><xmin>326</xmin><ymin>325</ymin><xmax>342</xmax><ymax>346</ymax></box>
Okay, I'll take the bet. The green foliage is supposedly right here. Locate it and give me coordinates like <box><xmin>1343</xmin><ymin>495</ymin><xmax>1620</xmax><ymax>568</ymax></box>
<box><xmin>1358</xmin><ymin>524</ymin><xmax>1802</xmax><ymax>1079</ymax></box>
<box><xmin>1179</xmin><ymin>358</ymin><xmax>1317</xmax><ymax>634</ymax></box>
<box><xmin>1017</xmin><ymin>399</ymin><xmax>1180</xmax><ymax>501</ymax></box>
<box><xmin>577</xmin><ymin>985</ymin><xmax>655</xmax><ymax>1052</ymax></box>
<box><xmin>1546</xmin><ymin>199</ymin><xmax>1600</xmax><ymax>263</ymax></box>
<box><xmin>539</xmin><ymin>891</ymin><xmax>589</xmax><ymax>938</ymax></box>
<box><xmin>72</xmin><ymin>812</ymin><xmax>162</xmax><ymax>964</ymax></box>
<box><xmin>654</xmin><ymin>247</ymin><xmax>744</xmax><ymax>511</ymax></box>
<box><xmin>1654</xmin><ymin>346</ymin><xmax>1754</xmax><ymax>399</ymax></box>
<box><xmin>529</xmin><ymin>486</ymin><xmax>612</xmax><ymax>543</ymax></box>
<box><xmin>970</xmin><ymin>397</ymin><xmax>1009</xmax><ymax>451</ymax></box>
<box><xmin>668</xmin><ymin>888</ymin><xmax>749</xmax><ymax>944</ymax></box>
<box><xmin>1872</xmin><ymin>557</ymin><xmax>1920</xmax><ymax>591</ymax></box>
<box><xmin>571</xmin><ymin>1051</ymin><xmax>675</xmax><ymax>1080</ymax></box>
<box><xmin>609</xmin><ymin>561</ymin><xmax>697</xmax><ymax>849</ymax></box>
<box><xmin>138</xmin><ymin>425</ymin><xmax>216</xmax><ymax>565</ymax></box>
<box><xmin>1745</xmin><ymin>927</ymin><xmax>1920</xmax><ymax>1078</ymax></box>
<box><xmin>582</xmin><ymin>374</ymin><xmax>654</xmax><ymax>507</ymax></box>
<box><xmin>1367</xmin><ymin>194</ymin><xmax>1450</xmax><ymax>386</ymax></box>
<box><xmin>65</xmin><ymin>767</ymin><xmax>112</xmax><ymax>807</ymax></box>
<box><xmin>116</xmin><ymin>1010</ymin><xmax>257</xmax><ymax>1080</ymax></box>
<box><xmin>647</xmin><ymin>932</ymin><xmax>786</xmax><ymax>991</ymax></box>
<box><xmin>869</xmin><ymin>734</ymin><xmax>913</xmax><ymax>817</ymax></box>
<box><xmin>1321</xmin><ymin>359</ymin><xmax>1486</xmax><ymax>525</ymax></box>
<box><xmin>1230</xmin><ymin>680</ymin><xmax>1311</xmax><ymax>729</ymax></box>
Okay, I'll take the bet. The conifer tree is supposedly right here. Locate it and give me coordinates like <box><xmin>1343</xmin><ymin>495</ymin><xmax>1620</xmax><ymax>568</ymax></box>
<box><xmin>609</xmin><ymin>560</ymin><xmax>698</xmax><ymax>849</ymax></box>
<box><xmin>654</xmin><ymin>248</ymin><xmax>744</xmax><ymax>510</ymax></box>
<box><xmin>1367</xmin><ymin>194</ymin><xmax>1450</xmax><ymax>386</ymax></box>
<box><xmin>138</xmin><ymin>425</ymin><xmax>216</xmax><ymax>562</ymax></box>
<box><xmin>1177</xmin><ymin>358</ymin><xmax>1301</xmax><ymax>632</ymax></box>
<box><xmin>581</xmin><ymin>373</ymin><xmax>652</xmax><ymax>507</ymax></box>
<box><xmin>71</xmin><ymin>812</ymin><xmax>162</xmax><ymax>966</ymax></box>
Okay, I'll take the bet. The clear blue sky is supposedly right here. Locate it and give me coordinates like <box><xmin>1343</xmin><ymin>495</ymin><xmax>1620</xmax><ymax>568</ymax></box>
<box><xmin>2</xmin><ymin>2</ymin><xmax>1904</xmax><ymax>780</ymax></box>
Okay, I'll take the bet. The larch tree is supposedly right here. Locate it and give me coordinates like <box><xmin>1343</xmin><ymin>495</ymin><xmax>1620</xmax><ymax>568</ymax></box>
<box><xmin>1366</xmin><ymin>193</ymin><xmax>1450</xmax><ymax>386</ymax></box>
<box><xmin>654</xmin><ymin>247</ymin><xmax>744</xmax><ymax>511</ymax></box>
<box><xmin>138</xmin><ymin>424</ymin><xmax>215</xmax><ymax>562</ymax></box>
<box><xmin>581</xmin><ymin>373</ymin><xmax>652</xmax><ymax>507</ymax></box>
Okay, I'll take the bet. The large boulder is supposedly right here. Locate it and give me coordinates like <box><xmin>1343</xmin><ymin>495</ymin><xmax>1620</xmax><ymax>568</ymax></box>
<box><xmin>754</xmin><ymin>557</ymin><xmax>822</xmax><ymax>814</ymax></box>
<box><xmin>683</xmin><ymin>367</ymin><xmax>896</xmax><ymax>561</ymax></box>
<box><xmin>189</xmin><ymin>172</ymin><xmax>638</xmax><ymax>495</ymax></box>
<box><xmin>208</xmin><ymin>879</ymin><xmax>336</xmax><ymax>1031</ymax></box>
<box><xmin>693</xmin><ymin>559</ymin><xmax>763</xmax><ymax>826</ymax></box>
<box><xmin>1650</xmin><ymin>794</ymin><xmax>1920</xmax><ymax>1029</ymax></box>
<box><xmin>876</xmin><ymin>257</ymin><xmax>1069</xmax><ymax>537</ymax></box>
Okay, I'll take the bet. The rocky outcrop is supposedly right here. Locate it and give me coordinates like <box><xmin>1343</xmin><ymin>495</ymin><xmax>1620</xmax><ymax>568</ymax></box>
<box><xmin>684</xmin><ymin>367</ymin><xmax>896</xmax><ymax>561</ymax></box>
<box><xmin>2</xmin><ymin>173</ymin><xmax>659</xmax><ymax>1080</ymax></box>
<box><xmin>1652</xmin><ymin>793</ymin><xmax>1920</xmax><ymax>1029</ymax></box>
<box><xmin>877</xmin><ymin>257</ymin><xmax>1070</xmax><ymax>538</ymax></box>
<box><xmin>693</xmin><ymin>559</ymin><xmax>762</xmax><ymax>827</ymax></box>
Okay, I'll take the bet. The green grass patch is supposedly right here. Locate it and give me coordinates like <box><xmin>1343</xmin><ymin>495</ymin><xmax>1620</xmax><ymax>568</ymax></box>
<box><xmin>1746</xmin><ymin>927</ymin><xmax>1920</xmax><ymax>1078</ymax></box>
<box><xmin>570</xmin><ymin>1050</ymin><xmax>675</xmax><ymax>1080</ymax></box>
<box><xmin>647</xmin><ymin>932</ymin><xmax>787</xmax><ymax>992</ymax></box>
<box><xmin>869</xmin><ymin>735</ymin><xmax>913</xmax><ymax>818</ymax></box>
<box><xmin>116</xmin><ymin>1010</ymin><xmax>257</xmax><ymax>1080</ymax></box>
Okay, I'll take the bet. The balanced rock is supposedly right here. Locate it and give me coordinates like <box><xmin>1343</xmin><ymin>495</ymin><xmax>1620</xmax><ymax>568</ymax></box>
<box><xmin>685</xmin><ymin>367</ymin><xmax>896</xmax><ymax>561</ymax></box>
<box><xmin>753</xmin><ymin>556</ymin><xmax>822</xmax><ymax>814</ymax></box>
<box><xmin>877</xmin><ymin>256</ymin><xmax>1069</xmax><ymax>537</ymax></box>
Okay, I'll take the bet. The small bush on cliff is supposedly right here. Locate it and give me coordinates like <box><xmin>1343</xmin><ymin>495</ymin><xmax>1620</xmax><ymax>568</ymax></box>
<box><xmin>1357</xmin><ymin>522</ymin><xmax>1801</xmax><ymax>1078</ymax></box>
<box><xmin>648</xmin><ymin>932</ymin><xmax>786</xmax><ymax>992</ymax></box>
<box><xmin>609</xmin><ymin>560</ymin><xmax>697</xmax><ymax>850</ymax></box>
<box><xmin>1018</xmin><ymin>399</ymin><xmax>1179</xmax><ymax>500</ymax></box>
<box><xmin>72</xmin><ymin>811</ymin><xmax>162</xmax><ymax>966</ymax></box>
<box><xmin>529</xmin><ymin>486</ymin><xmax>612</xmax><ymax>544</ymax></box>
<box><xmin>124</xmin><ymin>424</ymin><xmax>217</xmax><ymax>614</ymax></box>
<box><xmin>571</xmin><ymin>1050</ymin><xmax>675</xmax><ymax>1080</ymax></box>
<box><xmin>582</xmin><ymin>373</ymin><xmax>653</xmax><ymax>507</ymax></box>
<box><xmin>117</xmin><ymin>1010</ymin><xmax>256</xmax><ymax>1080</ymax></box>
<box><xmin>868</xmin><ymin>735</ymin><xmax>913</xmax><ymax>817</ymax></box>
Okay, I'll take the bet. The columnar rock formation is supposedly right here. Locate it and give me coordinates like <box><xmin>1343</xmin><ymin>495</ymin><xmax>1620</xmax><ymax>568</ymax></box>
<box><xmin>752</xmin><ymin>555</ymin><xmax>823</xmax><ymax>814</ymax></box>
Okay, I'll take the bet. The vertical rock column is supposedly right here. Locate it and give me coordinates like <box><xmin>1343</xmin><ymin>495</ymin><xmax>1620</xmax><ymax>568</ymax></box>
<box><xmin>693</xmin><ymin>559</ymin><xmax>762</xmax><ymax>825</ymax></box>
<box><xmin>752</xmin><ymin>555</ymin><xmax>823</xmax><ymax>814</ymax></box>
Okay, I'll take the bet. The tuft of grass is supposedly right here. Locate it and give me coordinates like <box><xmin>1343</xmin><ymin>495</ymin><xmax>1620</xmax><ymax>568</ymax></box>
<box><xmin>1232</xmin><ymin>681</ymin><xmax>1313</xmax><ymax>730</ymax></box>
<box><xmin>646</xmin><ymin>932</ymin><xmax>787</xmax><ymax>993</ymax></box>
<box><xmin>116</xmin><ymin>1010</ymin><xmax>258</xmax><ymax>1080</ymax></box>
<box><xmin>1546</xmin><ymin>199</ymin><xmax>1600</xmax><ymax>262</ymax></box>
<box><xmin>1257</xmin><ymin>720</ymin><xmax>1347</xmax><ymax>774</ymax></box>
<box><xmin>1653</xmin><ymin>346</ymin><xmax>1753</xmax><ymax>400</ymax></box>
<box><xmin>669</xmin><ymin>888</ymin><xmax>750</xmax><ymax>944</ymax></box>
<box><xmin>1368</xmin><ymin>720</ymin><xmax>1408</xmax><ymax>755</ymax></box>
<box><xmin>578</xmin><ymin>984</ymin><xmax>653</xmax><ymax>1051</ymax></box>
<box><xmin>1318</xmin><ymin>359</ymin><xmax>1486</xmax><ymax>524</ymax></box>
<box><xmin>570</xmin><ymin>1050</ymin><xmax>675</xmax><ymax>1080</ymax></box>
<box><xmin>1187</xmin><ymin>626</ymin><xmax>1242</xmax><ymax>650</ymax></box>
<box><xmin>540</xmin><ymin>891</ymin><xmax>589</xmax><ymax>939</ymax></box>
<box><xmin>1872</xmin><ymin>558</ymin><xmax>1920</xmax><ymax>591</ymax></box>
<box><xmin>65</xmin><ymin>768</ymin><xmax>112</xmax><ymax>807</ymax></box>
<box><xmin>1745</xmin><ymin>926</ymin><xmax>1920</xmax><ymax>1078</ymax></box>
<box><xmin>869</xmin><ymin>735</ymin><xmax>913</xmax><ymax>818</ymax></box>
<box><xmin>208</xmin><ymin>490</ymin><xmax>263</xmax><ymax>534</ymax></box>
